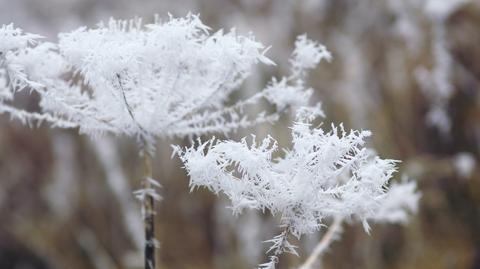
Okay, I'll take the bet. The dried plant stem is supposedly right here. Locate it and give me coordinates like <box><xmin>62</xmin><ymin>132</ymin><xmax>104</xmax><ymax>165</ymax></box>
<box><xmin>118</xmin><ymin>72</ymin><xmax>157</xmax><ymax>269</ymax></box>
<box><xmin>142</xmin><ymin>151</ymin><xmax>156</xmax><ymax>269</ymax></box>
<box><xmin>298</xmin><ymin>217</ymin><xmax>343</xmax><ymax>269</ymax></box>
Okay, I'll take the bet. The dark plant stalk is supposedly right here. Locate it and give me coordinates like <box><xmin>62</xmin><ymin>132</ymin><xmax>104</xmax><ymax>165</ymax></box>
<box><xmin>142</xmin><ymin>150</ymin><xmax>156</xmax><ymax>269</ymax></box>
<box><xmin>117</xmin><ymin>72</ymin><xmax>157</xmax><ymax>268</ymax></box>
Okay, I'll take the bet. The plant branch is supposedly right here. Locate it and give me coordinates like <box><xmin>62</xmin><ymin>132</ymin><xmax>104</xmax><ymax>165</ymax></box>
<box><xmin>259</xmin><ymin>225</ymin><xmax>297</xmax><ymax>269</ymax></box>
<box><xmin>116</xmin><ymin>73</ymin><xmax>149</xmax><ymax>138</ymax></box>
<box><xmin>298</xmin><ymin>217</ymin><xmax>343</xmax><ymax>269</ymax></box>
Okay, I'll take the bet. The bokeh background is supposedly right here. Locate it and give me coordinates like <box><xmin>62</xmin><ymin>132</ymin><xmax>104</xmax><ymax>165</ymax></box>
<box><xmin>1</xmin><ymin>0</ymin><xmax>480</xmax><ymax>268</ymax></box>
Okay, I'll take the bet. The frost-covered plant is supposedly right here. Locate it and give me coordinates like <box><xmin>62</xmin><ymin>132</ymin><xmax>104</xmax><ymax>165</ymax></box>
<box><xmin>0</xmin><ymin>24</ymin><xmax>58</xmax><ymax>123</ymax></box>
<box><xmin>0</xmin><ymin>16</ymin><xmax>329</xmax><ymax>146</ymax></box>
<box><xmin>415</xmin><ymin>0</ymin><xmax>469</xmax><ymax>136</ymax></box>
<box><xmin>264</xmin><ymin>35</ymin><xmax>331</xmax><ymax>111</ymax></box>
<box><xmin>0</xmin><ymin>14</ymin><xmax>330</xmax><ymax>269</ymax></box>
<box><xmin>175</xmin><ymin>109</ymin><xmax>420</xmax><ymax>269</ymax></box>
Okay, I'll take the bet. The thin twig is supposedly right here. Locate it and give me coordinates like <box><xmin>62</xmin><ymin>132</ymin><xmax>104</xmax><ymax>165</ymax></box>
<box><xmin>116</xmin><ymin>73</ymin><xmax>148</xmax><ymax>137</ymax></box>
<box><xmin>298</xmin><ymin>217</ymin><xmax>343</xmax><ymax>269</ymax></box>
<box><xmin>163</xmin><ymin>66</ymin><xmax>235</xmax><ymax>128</ymax></box>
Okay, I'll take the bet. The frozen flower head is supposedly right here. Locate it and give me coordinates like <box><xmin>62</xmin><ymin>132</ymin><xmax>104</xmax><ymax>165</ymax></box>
<box><xmin>0</xmin><ymin>24</ymin><xmax>43</xmax><ymax>95</ymax></box>
<box><xmin>0</xmin><ymin>24</ymin><xmax>52</xmax><ymax>123</ymax></box>
<box><xmin>175</xmin><ymin>111</ymin><xmax>419</xmax><ymax>268</ymax></box>
<box><xmin>290</xmin><ymin>34</ymin><xmax>332</xmax><ymax>80</ymax></box>
<box><xmin>263</xmin><ymin>35</ymin><xmax>331</xmax><ymax>112</ymax></box>
<box><xmin>1</xmin><ymin>15</ymin><xmax>329</xmax><ymax>150</ymax></box>
<box><xmin>0</xmin><ymin>24</ymin><xmax>41</xmax><ymax>56</ymax></box>
<box><xmin>264</xmin><ymin>78</ymin><xmax>314</xmax><ymax>111</ymax></box>
<box><xmin>52</xmin><ymin>14</ymin><xmax>275</xmax><ymax>141</ymax></box>
<box><xmin>176</xmin><ymin>114</ymin><xmax>415</xmax><ymax>235</ymax></box>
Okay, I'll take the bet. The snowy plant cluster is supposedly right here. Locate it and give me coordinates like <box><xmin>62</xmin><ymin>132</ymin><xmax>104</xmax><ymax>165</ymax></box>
<box><xmin>176</xmin><ymin>109</ymin><xmax>420</xmax><ymax>268</ymax></box>
<box><xmin>0</xmin><ymin>12</ymin><xmax>420</xmax><ymax>269</ymax></box>
<box><xmin>0</xmin><ymin>14</ymin><xmax>325</xmax><ymax>150</ymax></box>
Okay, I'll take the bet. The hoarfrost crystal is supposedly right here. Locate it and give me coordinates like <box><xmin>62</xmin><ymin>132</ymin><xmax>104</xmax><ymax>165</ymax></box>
<box><xmin>176</xmin><ymin>113</ymin><xmax>419</xmax><ymax>268</ymax></box>
<box><xmin>0</xmin><ymin>15</ymin><xmax>325</xmax><ymax>146</ymax></box>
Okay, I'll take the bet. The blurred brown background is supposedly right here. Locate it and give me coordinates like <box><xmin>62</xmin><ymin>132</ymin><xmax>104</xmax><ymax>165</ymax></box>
<box><xmin>1</xmin><ymin>0</ymin><xmax>480</xmax><ymax>268</ymax></box>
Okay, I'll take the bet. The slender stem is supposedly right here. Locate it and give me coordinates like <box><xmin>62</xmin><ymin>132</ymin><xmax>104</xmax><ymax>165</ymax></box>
<box><xmin>116</xmin><ymin>73</ymin><xmax>148</xmax><ymax>137</ymax></box>
<box><xmin>298</xmin><ymin>217</ymin><xmax>343</xmax><ymax>269</ymax></box>
<box><xmin>142</xmin><ymin>150</ymin><xmax>156</xmax><ymax>269</ymax></box>
<box><xmin>116</xmin><ymin>73</ymin><xmax>157</xmax><ymax>268</ymax></box>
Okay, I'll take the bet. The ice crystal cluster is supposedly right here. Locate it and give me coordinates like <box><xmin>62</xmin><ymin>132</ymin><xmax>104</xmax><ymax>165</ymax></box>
<box><xmin>176</xmin><ymin>111</ymin><xmax>419</xmax><ymax>268</ymax></box>
<box><xmin>0</xmin><ymin>24</ymin><xmax>52</xmax><ymax>122</ymax></box>
<box><xmin>0</xmin><ymin>14</ymin><xmax>326</xmax><ymax>148</ymax></box>
<box><xmin>263</xmin><ymin>35</ymin><xmax>331</xmax><ymax>112</ymax></box>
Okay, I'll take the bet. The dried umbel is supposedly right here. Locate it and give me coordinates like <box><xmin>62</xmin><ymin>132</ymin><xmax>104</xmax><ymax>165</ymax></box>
<box><xmin>176</xmin><ymin>110</ymin><xmax>419</xmax><ymax>269</ymax></box>
<box><xmin>0</xmin><ymin>15</ymin><xmax>329</xmax><ymax>149</ymax></box>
